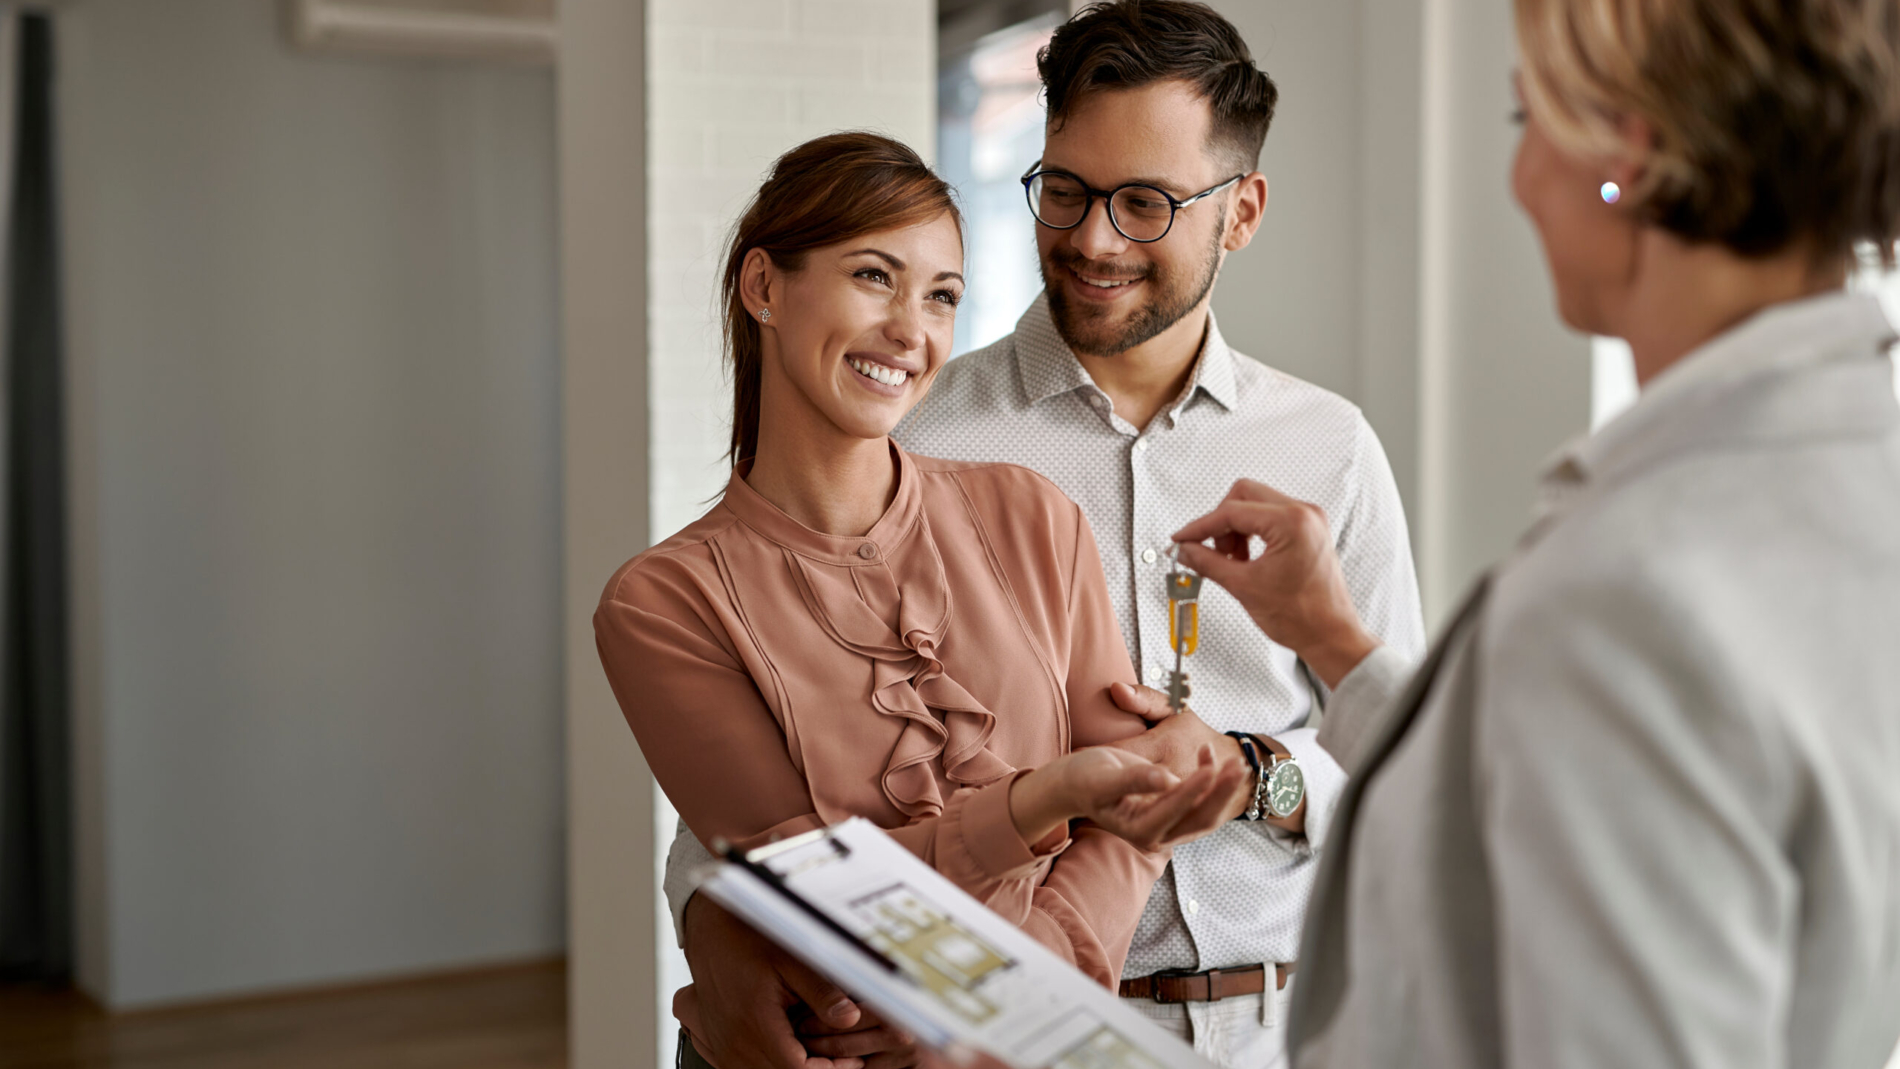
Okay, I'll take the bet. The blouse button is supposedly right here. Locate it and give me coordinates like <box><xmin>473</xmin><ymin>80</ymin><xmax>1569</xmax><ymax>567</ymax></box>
<box><xmin>857</xmin><ymin>543</ymin><xmax>878</xmax><ymax>560</ymax></box>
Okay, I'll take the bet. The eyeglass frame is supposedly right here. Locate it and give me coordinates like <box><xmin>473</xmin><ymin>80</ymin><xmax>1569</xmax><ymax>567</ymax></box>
<box><xmin>1019</xmin><ymin>162</ymin><xmax>1247</xmax><ymax>244</ymax></box>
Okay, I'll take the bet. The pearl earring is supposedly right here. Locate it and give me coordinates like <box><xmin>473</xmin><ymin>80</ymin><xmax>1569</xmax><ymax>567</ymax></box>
<box><xmin>1600</xmin><ymin>181</ymin><xmax>1622</xmax><ymax>205</ymax></box>
<box><xmin>759</xmin><ymin>308</ymin><xmax>771</xmax><ymax>322</ymax></box>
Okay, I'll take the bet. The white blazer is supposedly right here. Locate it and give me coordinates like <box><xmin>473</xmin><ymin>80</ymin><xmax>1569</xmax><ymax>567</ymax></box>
<box><xmin>1291</xmin><ymin>291</ymin><xmax>1900</xmax><ymax>1069</ymax></box>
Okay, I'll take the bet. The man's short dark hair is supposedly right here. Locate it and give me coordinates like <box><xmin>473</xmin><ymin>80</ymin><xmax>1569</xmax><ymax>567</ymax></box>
<box><xmin>1037</xmin><ymin>0</ymin><xmax>1279</xmax><ymax>172</ymax></box>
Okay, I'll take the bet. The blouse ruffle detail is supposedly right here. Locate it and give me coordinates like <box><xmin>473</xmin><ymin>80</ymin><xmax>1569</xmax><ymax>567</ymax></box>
<box><xmin>783</xmin><ymin>521</ymin><xmax>1017</xmax><ymax>818</ymax></box>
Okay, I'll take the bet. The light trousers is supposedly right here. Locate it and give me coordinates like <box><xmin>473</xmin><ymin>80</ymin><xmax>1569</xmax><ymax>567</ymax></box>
<box><xmin>1123</xmin><ymin>980</ymin><xmax>1295</xmax><ymax>1069</ymax></box>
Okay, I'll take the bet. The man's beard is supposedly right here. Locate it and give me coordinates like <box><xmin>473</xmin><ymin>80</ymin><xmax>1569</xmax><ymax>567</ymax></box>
<box><xmin>1041</xmin><ymin>214</ymin><xmax>1223</xmax><ymax>358</ymax></box>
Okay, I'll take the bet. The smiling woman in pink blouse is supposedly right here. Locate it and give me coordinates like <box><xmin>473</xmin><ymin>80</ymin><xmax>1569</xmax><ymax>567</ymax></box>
<box><xmin>594</xmin><ymin>132</ymin><xmax>1244</xmax><ymax>1068</ymax></box>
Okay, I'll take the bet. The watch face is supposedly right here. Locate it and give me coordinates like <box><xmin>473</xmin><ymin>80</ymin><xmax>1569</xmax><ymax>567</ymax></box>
<box><xmin>1267</xmin><ymin>761</ymin><xmax>1305</xmax><ymax>818</ymax></box>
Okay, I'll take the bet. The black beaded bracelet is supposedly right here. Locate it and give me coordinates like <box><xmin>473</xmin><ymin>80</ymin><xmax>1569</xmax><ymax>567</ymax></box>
<box><xmin>1223</xmin><ymin>729</ymin><xmax>1264</xmax><ymax>823</ymax></box>
<box><xmin>1224</xmin><ymin>729</ymin><xmax>1262</xmax><ymax>774</ymax></box>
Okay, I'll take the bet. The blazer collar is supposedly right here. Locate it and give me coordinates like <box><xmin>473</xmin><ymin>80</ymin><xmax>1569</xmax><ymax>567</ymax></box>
<box><xmin>1534</xmin><ymin>290</ymin><xmax>1898</xmax><ymax>532</ymax></box>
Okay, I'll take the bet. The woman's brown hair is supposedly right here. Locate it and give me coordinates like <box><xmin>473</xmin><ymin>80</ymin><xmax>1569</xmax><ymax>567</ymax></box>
<box><xmin>720</xmin><ymin>132</ymin><xmax>962</xmax><ymax>469</ymax></box>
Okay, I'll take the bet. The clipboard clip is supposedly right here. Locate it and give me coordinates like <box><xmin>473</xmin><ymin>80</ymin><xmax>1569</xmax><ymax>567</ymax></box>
<box><xmin>713</xmin><ymin>835</ymin><xmax>899</xmax><ymax>975</ymax></box>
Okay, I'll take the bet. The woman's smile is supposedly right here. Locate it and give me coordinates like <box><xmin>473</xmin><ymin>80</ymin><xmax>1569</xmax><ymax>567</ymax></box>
<box><xmin>845</xmin><ymin>353</ymin><xmax>913</xmax><ymax>394</ymax></box>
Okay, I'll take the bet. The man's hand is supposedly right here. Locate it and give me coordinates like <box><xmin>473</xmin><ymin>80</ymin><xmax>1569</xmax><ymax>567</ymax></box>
<box><xmin>1102</xmin><ymin>685</ymin><xmax>1251</xmax><ymax>822</ymax></box>
<box><xmin>1173</xmin><ymin>479</ymin><xmax>1380</xmax><ymax>689</ymax></box>
<box><xmin>682</xmin><ymin>893</ymin><xmax>881</xmax><ymax>1069</ymax></box>
<box><xmin>797</xmin><ymin>1008</ymin><xmax>922</xmax><ymax>1069</ymax></box>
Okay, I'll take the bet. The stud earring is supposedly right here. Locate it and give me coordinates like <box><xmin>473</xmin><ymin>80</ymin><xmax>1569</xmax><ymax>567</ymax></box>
<box><xmin>1600</xmin><ymin>181</ymin><xmax>1622</xmax><ymax>205</ymax></box>
<box><xmin>759</xmin><ymin>308</ymin><xmax>771</xmax><ymax>322</ymax></box>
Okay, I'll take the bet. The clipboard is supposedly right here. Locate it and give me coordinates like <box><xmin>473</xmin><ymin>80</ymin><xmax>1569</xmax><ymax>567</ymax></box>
<box><xmin>691</xmin><ymin>818</ymin><xmax>1210</xmax><ymax>1069</ymax></box>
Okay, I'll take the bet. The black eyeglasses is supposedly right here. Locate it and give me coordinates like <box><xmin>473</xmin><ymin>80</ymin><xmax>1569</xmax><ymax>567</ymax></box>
<box><xmin>1021</xmin><ymin>162</ymin><xmax>1245</xmax><ymax>243</ymax></box>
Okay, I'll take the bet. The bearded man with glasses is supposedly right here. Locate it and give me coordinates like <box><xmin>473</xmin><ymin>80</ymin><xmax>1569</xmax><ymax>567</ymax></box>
<box><xmin>659</xmin><ymin>3</ymin><xmax>1424</xmax><ymax>1069</ymax></box>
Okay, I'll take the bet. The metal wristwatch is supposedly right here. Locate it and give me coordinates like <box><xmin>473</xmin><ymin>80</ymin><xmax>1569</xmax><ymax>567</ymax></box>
<box><xmin>1258</xmin><ymin>747</ymin><xmax>1305</xmax><ymax>820</ymax></box>
<box><xmin>1226</xmin><ymin>731</ymin><xmax>1304</xmax><ymax>821</ymax></box>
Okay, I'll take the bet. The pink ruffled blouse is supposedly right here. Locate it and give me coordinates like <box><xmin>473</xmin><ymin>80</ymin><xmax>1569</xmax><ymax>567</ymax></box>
<box><xmin>594</xmin><ymin>446</ymin><xmax>1165</xmax><ymax>983</ymax></box>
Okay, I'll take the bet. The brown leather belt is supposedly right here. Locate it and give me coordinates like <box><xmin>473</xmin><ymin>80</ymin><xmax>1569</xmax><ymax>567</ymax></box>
<box><xmin>1118</xmin><ymin>963</ymin><xmax>1295</xmax><ymax>1003</ymax></box>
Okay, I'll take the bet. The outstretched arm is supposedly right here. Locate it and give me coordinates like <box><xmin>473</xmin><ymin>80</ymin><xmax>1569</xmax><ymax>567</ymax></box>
<box><xmin>1171</xmin><ymin>476</ymin><xmax>1419</xmax><ymax>774</ymax></box>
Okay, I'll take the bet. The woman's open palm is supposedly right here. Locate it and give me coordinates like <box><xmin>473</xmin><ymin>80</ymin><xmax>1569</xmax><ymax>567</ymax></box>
<box><xmin>1058</xmin><ymin>745</ymin><xmax>1246</xmax><ymax>852</ymax></box>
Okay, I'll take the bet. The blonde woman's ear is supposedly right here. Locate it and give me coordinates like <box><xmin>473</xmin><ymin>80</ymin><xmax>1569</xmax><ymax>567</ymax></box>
<box><xmin>1605</xmin><ymin>113</ymin><xmax>1654</xmax><ymax>199</ymax></box>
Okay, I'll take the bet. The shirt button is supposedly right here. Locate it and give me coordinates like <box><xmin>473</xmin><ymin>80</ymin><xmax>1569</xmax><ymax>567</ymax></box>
<box><xmin>1141</xmin><ymin>548</ymin><xmax>1158</xmax><ymax>565</ymax></box>
<box><xmin>1134</xmin><ymin>439</ymin><xmax>1149</xmax><ymax>452</ymax></box>
<box><xmin>1090</xmin><ymin>395</ymin><xmax>1108</xmax><ymax>408</ymax></box>
<box><xmin>1148</xmin><ymin>665</ymin><xmax>1167</xmax><ymax>685</ymax></box>
<box><xmin>856</xmin><ymin>543</ymin><xmax>877</xmax><ymax>560</ymax></box>
<box><xmin>1187</xmin><ymin>898</ymin><xmax>1200</xmax><ymax>916</ymax></box>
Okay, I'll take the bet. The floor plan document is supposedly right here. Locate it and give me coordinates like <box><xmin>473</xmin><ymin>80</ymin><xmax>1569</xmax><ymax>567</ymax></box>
<box><xmin>693</xmin><ymin>817</ymin><xmax>1210</xmax><ymax>1069</ymax></box>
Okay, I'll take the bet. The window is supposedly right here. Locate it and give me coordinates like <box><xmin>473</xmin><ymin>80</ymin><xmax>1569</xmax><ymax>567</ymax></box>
<box><xmin>937</xmin><ymin>6</ymin><xmax>1063</xmax><ymax>357</ymax></box>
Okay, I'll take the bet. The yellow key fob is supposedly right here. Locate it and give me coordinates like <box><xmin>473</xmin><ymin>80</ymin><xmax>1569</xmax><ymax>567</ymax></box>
<box><xmin>1165</xmin><ymin>569</ymin><xmax>1203</xmax><ymax>655</ymax></box>
<box><xmin>1169</xmin><ymin>598</ymin><xmax>1199</xmax><ymax>656</ymax></box>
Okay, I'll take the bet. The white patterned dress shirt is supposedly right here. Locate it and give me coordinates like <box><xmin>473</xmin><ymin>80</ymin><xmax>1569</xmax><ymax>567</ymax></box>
<box><xmin>660</xmin><ymin>294</ymin><xmax>1424</xmax><ymax>982</ymax></box>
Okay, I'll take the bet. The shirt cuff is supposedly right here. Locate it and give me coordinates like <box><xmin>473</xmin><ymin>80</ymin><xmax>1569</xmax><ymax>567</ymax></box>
<box><xmin>1317</xmin><ymin>644</ymin><xmax>1416</xmax><ymax>775</ymax></box>
<box><xmin>664</xmin><ymin>817</ymin><xmax>718</xmax><ymax>948</ymax></box>
<box><xmin>947</xmin><ymin>771</ymin><xmax>1070</xmax><ymax>882</ymax></box>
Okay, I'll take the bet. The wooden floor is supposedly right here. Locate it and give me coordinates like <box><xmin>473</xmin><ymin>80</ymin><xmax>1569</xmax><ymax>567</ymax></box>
<box><xmin>0</xmin><ymin>960</ymin><xmax>566</xmax><ymax>1069</ymax></box>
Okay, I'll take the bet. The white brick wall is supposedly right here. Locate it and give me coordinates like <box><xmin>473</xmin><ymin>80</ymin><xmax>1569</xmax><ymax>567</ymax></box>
<box><xmin>647</xmin><ymin>0</ymin><xmax>934</xmax><ymax>539</ymax></box>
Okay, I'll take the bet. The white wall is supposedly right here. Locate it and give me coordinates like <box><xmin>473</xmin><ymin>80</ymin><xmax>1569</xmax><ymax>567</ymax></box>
<box><xmin>1201</xmin><ymin>0</ymin><xmax>1429</xmax><ymax>519</ymax></box>
<box><xmin>646</xmin><ymin>0</ymin><xmax>936</xmax><ymax>537</ymax></box>
<box><xmin>558</xmin><ymin>1</ymin><xmax>656</xmax><ymax>1067</ymax></box>
<box><xmin>1416</xmin><ymin>0</ymin><xmax>1591</xmax><ymax>617</ymax></box>
<box><xmin>1205</xmin><ymin>0</ymin><xmax>1589</xmax><ymax>624</ymax></box>
<box><xmin>1205</xmin><ymin>1</ymin><xmax>1361</xmax><ymax>403</ymax></box>
<box><xmin>60</xmin><ymin>0</ymin><xmax>564</xmax><ymax>1008</ymax></box>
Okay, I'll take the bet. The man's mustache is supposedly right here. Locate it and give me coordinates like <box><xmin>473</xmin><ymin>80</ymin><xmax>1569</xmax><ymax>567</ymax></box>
<box><xmin>1048</xmin><ymin>247</ymin><xmax>1154</xmax><ymax>283</ymax></box>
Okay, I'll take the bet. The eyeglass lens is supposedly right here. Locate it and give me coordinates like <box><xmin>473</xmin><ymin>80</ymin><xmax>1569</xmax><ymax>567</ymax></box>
<box><xmin>1029</xmin><ymin>173</ymin><xmax>1176</xmax><ymax>242</ymax></box>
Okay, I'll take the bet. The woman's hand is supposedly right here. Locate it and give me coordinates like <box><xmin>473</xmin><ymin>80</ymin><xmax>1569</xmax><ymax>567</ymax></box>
<box><xmin>1077</xmin><ymin>744</ymin><xmax>1248</xmax><ymax>850</ymax></box>
<box><xmin>1008</xmin><ymin>745</ymin><xmax>1246</xmax><ymax>853</ymax></box>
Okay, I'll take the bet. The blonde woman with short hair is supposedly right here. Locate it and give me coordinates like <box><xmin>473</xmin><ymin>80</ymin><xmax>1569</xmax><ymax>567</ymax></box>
<box><xmin>1163</xmin><ymin>1</ymin><xmax>1900</xmax><ymax>1067</ymax></box>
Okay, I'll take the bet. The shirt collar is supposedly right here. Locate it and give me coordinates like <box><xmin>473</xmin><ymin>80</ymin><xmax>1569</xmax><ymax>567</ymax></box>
<box><xmin>1011</xmin><ymin>292</ymin><xmax>1240</xmax><ymax>415</ymax></box>
<box><xmin>720</xmin><ymin>441</ymin><xmax>925</xmax><ymax>566</ymax></box>
<box><xmin>1537</xmin><ymin>289</ymin><xmax>1897</xmax><ymax>509</ymax></box>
